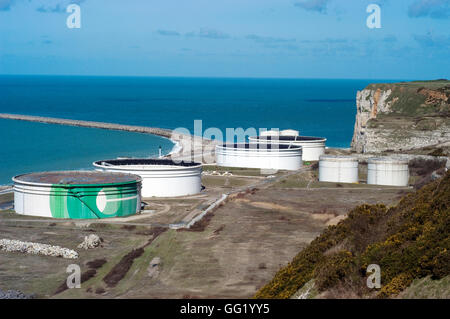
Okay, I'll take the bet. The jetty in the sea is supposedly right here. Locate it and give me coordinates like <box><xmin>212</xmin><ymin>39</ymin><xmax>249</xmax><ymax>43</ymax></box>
<box><xmin>0</xmin><ymin>113</ymin><xmax>216</xmax><ymax>162</ymax></box>
<box><xmin>0</xmin><ymin>113</ymin><xmax>174</xmax><ymax>137</ymax></box>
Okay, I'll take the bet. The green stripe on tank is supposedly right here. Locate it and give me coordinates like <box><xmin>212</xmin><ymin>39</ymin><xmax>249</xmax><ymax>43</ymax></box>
<box><xmin>49</xmin><ymin>184</ymin><xmax>139</xmax><ymax>219</ymax></box>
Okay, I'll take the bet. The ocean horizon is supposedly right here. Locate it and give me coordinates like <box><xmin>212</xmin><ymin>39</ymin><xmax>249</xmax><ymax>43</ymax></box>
<box><xmin>0</xmin><ymin>75</ymin><xmax>399</xmax><ymax>185</ymax></box>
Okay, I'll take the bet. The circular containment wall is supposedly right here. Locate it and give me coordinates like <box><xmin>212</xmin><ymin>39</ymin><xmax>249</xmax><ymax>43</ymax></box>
<box><xmin>319</xmin><ymin>155</ymin><xmax>359</xmax><ymax>183</ymax></box>
<box><xmin>13</xmin><ymin>171</ymin><xmax>142</xmax><ymax>219</ymax></box>
<box><xmin>248</xmin><ymin>135</ymin><xmax>326</xmax><ymax>162</ymax></box>
<box><xmin>215</xmin><ymin>143</ymin><xmax>302</xmax><ymax>171</ymax></box>
<box><xmin>94</xmin><ymin>158</ymin><xmax>202</xmax><ymax>198</ymax></box>
<box><xmin>367</xmin><ymin>157</ymin><xmax>409</xmax><ymax>186</ymax></box>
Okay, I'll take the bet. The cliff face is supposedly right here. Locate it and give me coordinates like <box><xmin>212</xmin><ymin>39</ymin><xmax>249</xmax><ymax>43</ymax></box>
<box><xmin>351</xmin><ymin>80</ymin><xmax>450</xmax><ymax>153</ymax></box>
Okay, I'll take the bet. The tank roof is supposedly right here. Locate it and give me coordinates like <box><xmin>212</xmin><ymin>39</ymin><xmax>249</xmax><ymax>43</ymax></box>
<box><xmin>13</xmin><ymin>171</ymin><xmax>141</xmax><ymax>186</ymax></box>
<box><xmin>320</xmin><ymin>155</ymin><xmax>358</xmax><ymax>161</ymax></box>
<box><xmin>219</xmin><ymin>143</ymin><xmax>301</xmax><ymax>150</ymax></box>
<box><xmin>368</xmin><ymin>157</ymin><xmax>409</xmax><ymax>164</ymax></box>
<box><xmin>94</xmin><ymin>158</ymin><xmax>202</xmax><ymax>167</ymax></box>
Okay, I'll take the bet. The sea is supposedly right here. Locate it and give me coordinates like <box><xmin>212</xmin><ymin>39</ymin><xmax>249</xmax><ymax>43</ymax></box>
<box><xmin>0</xmin><ymin>75</ymin><xmax>397</xmax><ymax>185</ymax></box>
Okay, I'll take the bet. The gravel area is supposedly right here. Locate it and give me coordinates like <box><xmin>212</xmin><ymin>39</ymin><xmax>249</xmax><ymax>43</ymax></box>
<box><xmin>0</xmin><ymin>288</ymin><xmax>34</xmax><ymax>299</ymax></box>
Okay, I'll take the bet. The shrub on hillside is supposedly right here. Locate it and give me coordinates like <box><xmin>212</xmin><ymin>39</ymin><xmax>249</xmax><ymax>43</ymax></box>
<box><xmin>314</xmin><ymin>250</ymin><xmax>355</xmax><ymax>291</ymax></box>
<box><xmin>255</xmin><ymin>171</ymin><xmax>450</xmax><ymax>299</ymax></box>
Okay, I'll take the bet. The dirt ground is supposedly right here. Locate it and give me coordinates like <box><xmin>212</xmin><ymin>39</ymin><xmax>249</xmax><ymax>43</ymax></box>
<box><xmin>0</xmin><ymin>164</ymin><xmax>413</xmax><ymax>298</ymax></box>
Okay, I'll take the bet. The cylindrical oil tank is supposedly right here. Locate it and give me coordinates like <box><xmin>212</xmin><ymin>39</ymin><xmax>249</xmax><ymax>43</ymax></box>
<box><xmin>215</xmin><ymin>143</ymin><xmax>302</xmax><ymax>171</ymax></box>
<box><xmin>248</xmin><ymin>136</ymin><xmax>326</xmax><ymax>161</ymax></box>
<box><xmin>367</xmin><ymin>157</ymin><xmax>409</xmax><ymax>186</ymax></box>
<box><xmin>94</xmin><ymin>158</ymin><xmax>202</xmax><ymax>198</ymax></box>
<box><xmin>13</xmin><ymin>171</ymin><xmax>141</xmax><ymax>219</ymax></box>
<box><xmin>319</xmin><ymin>155</ymin><xmax>359</xmax><ymax>183</ymax></box>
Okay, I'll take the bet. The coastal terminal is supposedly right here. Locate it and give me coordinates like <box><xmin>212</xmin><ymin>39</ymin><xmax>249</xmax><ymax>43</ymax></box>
<box><xmin>0</xmin><ymin>0</ymin><xmax>448</xmax><ymax>298</ymax></box>
<box><xmin>1</xmin><ymin>119</ymin><xmax>447</xmax><ymax>299</ymax></box>
<box><xmin>8</xmin><ymin>128</ymin><xmax>414</xmax><ymax>220</ymax></box>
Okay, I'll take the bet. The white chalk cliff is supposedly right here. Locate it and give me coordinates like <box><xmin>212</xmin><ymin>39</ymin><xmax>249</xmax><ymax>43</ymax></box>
<box><xmin>351</xmin><ymin>82</ymin><xmax>450</xmax><ymax>153</ymax></box>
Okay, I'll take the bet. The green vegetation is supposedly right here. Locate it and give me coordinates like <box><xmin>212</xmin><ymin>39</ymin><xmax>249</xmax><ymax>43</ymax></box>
<box><xmin>202</xmin><ymin>176</ymin><xmax>254</xmax><ymax>188</ymax></box>
<box><xmin>255</xmin><ymin>171</ymin><xmax>450</xmax><ymax>299</ymax></box>
<box><xmin>271</xmin><ymin>173</ymin><xmax>310</xmax><ymax>188</ymax></box>
<box><xmin>366</xmin><ymin>80</ymin><xmax>449</xmax><ymax>117</ymax></box>
<box><xmin>366</xmin><ymin>79</ymin><xmax>449</xmax><ymax>91</ymax></box>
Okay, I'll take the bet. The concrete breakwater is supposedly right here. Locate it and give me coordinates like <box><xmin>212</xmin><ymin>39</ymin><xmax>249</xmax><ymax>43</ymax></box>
<box><xmin>0</xmin><ymin>113</ymin><xmax>217</xmax><ymax>162</ymax></box>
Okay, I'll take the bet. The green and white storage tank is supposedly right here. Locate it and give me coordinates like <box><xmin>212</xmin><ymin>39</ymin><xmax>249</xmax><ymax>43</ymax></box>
<box><xmin>13</xmin><ymin>171</ymin><xmax>142</xmax><ymax>219</ymax></box>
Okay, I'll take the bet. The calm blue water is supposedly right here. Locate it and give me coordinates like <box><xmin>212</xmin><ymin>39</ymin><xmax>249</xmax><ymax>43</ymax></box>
<box><xmin>0</xmin><ymin>75</ymin><xmax>396</xmax><ymax>185</ymax></box>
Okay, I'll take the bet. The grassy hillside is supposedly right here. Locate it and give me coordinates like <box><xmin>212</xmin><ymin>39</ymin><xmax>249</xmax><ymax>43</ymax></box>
<box><xmin>366</xmin><ymin>80</ymin><xmax>449</xmax><ymax>117</ymax></box>
<box><xmin>255</xmin><ymin>171</ymin><xmax>450</xmax><ymax>299</ymax></box>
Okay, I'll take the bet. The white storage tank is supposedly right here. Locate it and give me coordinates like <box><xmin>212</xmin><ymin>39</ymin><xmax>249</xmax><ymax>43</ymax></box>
<box><xmin>248</xmin><ymin>135</ymin><xmax>326</xmax><ymax>161</ymax></box>
<box><xmin>319</xmin><ymin>155</ymin><xmax>359</xmax><ymax>183</ymax></box>
<box><xmin>215</xmin><ymin>143</ymin><xmax>302</xmax><ymax>171</ymax></box>
<box><xmin>367</xmin><ymin>157</ymin><xmax>409</xmax><ymax>186</ymax></box>
<box><xmin>94</xmin><ymin>159</ymin><xmax>202</xmax><ymax>198</ymax></box>
<box><xmin>13</xmin><ymin>171</ymin><xmax>142</xmax><ymax>219</ymax></box>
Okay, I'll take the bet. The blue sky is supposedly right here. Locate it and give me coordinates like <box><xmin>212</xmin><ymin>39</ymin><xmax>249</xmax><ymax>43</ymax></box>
<box><xmin>0</xmin><ymin>0</ymin><xmax>449</xmax><ymax>79</ymax></box>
